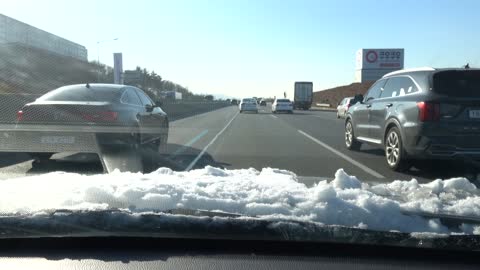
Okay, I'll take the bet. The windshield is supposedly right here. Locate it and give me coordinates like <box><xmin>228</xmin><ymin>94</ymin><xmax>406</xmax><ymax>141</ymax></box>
<box><xmin>37</xmin><ymin>85</ymin><xmax>121</xmax><ymax>102</ymax></box>
<box><xmin>1</xmin><ymin>0</ymin><xmax>480</xmax><ymax>249</ymax></box>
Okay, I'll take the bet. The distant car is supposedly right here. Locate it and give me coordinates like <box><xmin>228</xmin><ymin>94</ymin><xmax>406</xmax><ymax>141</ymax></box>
<box><xmin>239</xmin><ymin>98</ymin><xmax>258</xmax><ymax>113</ymax></box>
<box><xmin>12</xmin><ymin>83</ymin><xmax>169</xmax><ymax>162</ymax></box>
<box><xmin>272</xmin><ymin>99</ymin><xmax>293</xmax><ymax>114</ymax></box>
<box><xmin>336</xmin><ymin>97</ymin><xmax>354</xmax><ymax>119</ymax></box>
<box><xmin>259</xmin><ymin>99</ymin><xmax>267</xmax><ymax>106</ymax></box>
<box><xmin>231</xmin><ymin>99</ymin><xmax>238</xmax><ymax>105</ymax></box>
<box><xmin>345</xmin><ymin>67</ymin><xmax>480</xmax><ymax>171</ymax></box>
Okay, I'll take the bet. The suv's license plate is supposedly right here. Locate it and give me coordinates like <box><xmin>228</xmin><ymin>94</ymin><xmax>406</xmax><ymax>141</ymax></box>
<box><xmin>41</xmin><ymin>136</ymin><xmax>75</xmax><ymax>144</ymax></box>
<box><xmin>469</xmin><ymin>110</ymin><xmax>480</xmax><ymax>119</ymax></box>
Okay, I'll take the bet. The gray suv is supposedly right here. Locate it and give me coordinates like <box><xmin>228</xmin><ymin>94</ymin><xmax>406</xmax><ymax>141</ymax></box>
<box><xmin>345</xmin><ymin>67</ymin><xmax>480</xmax><ymax>171</ymax></box>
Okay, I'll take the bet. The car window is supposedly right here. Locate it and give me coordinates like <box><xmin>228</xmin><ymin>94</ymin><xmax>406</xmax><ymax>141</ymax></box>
<box><xmin>242</xmin><ymin>98</ymin><xmax>255</xmax><ymax>103</ymax></box>
<box><xmin>121</xmin><ymin>89</ymin><xmax>142</xmax><ymax>106</ymax></box>
<box><xmin>364</xmin><ymin>79</ymin><xmax>386</xmax><ymax>101</ymax></box>
<box><xmin>277</xmin><ymin>99</ymin><xmax>290</xmax><ymax>103</ymax></box>
<box><xmin>433</xmin><ymin>70</ymin><xmax>480</xmax><ymax>97</ymax></box>
<box><xmin>381</xmin><ymin>77</ymin><xmax>418</xmax><ymax>98</ymax></box>
<box><xmin>134</xmin><ymin>88</ymin><xmax>154</xmax><ymax>106</ymax></box>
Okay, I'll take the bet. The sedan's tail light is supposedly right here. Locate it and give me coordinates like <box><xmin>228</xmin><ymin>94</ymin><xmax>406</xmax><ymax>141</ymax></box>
<box><xmin>81</xmin><ymin>111</ymin><xmax>118</xmax><ymax>122</ymax></box>
<box><xmin>16</xmin><ymin>110</ymin><xmax>24</xmax><ymax>121</ymax></box>
<box><xmin>417</xmin><ymin>102</ymin><xmax>440</xmax><ymax>121</ymax></box>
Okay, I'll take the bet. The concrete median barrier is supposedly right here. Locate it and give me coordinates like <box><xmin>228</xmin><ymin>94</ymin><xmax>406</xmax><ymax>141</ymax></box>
<box><xmin>161</xmin><ymin>101</ymin><xmax>231</xmax><ymax>121</ymax></box>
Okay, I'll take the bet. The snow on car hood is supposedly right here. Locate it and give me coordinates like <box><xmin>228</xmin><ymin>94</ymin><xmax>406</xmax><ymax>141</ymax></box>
<box><xmin>0</xmin><ymin>166</ymin><xmax>479</xmax><ymax>235</ymax></box>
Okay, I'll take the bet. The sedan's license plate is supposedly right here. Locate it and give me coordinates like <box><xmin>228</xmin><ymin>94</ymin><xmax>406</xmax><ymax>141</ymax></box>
<box><xmin>41</xmin><ymin>136</ymin><xmax>75</xmax><ymax>144</ymax></box>
<box><xmin>469</xmin><ymin>110</ymin><xmax>480</xmax><ymax>119</ymax></box>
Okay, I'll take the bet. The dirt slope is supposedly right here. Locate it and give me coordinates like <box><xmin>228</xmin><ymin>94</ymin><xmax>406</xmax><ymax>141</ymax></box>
<box><xmin>313</xmin><ymin>82</ymin><xmax>374</xmax><ymax>107</ymax></box>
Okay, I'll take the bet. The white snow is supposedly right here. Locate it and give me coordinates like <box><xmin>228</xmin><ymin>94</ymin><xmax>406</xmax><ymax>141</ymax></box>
<box><xmin>0</xmin><ymin>166</ymin><xmax>479</xmax><ymax>235</ymax></box>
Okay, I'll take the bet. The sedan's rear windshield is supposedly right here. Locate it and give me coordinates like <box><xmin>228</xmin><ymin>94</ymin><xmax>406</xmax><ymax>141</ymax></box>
<box><xmin>277</xmin><ymin>99</ymin><xmax>291</xmax><ymax>103</ymax></box>
<box><xmin>433</xmin><ymin>70</ymin><xmax>480</xmax><ymax>97</ymax></box>
<box><xmin>38</xmin><ymin>86</ymin><xmax>121</xmax><ymax>102</ymax></box>
<box><xmin>242</xmin><ymin>99</ymin><xmax>255</xmax><ymax>103</ymax></box>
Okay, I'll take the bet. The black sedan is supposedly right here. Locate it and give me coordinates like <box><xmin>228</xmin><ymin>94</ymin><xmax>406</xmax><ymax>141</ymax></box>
<box><xmin>12</xmin><ymin>83</ymin><xmax>169</xmax><ymax>162</ymax></box>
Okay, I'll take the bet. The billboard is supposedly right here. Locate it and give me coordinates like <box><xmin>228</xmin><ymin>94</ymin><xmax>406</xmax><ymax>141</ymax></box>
<box><xmin>356</xmin><ymin>49</ymin><xmax>404</xmax><ymax>70</ymax></box>
<box><xmin>124</xmin><ymin>70</ymin><xmax>144</xmax><ymax>86</ymax></box>
<box><xmin>113</xmin><ymin>53</ymin><xmax>123</xmax><ymax>84</ymax></box>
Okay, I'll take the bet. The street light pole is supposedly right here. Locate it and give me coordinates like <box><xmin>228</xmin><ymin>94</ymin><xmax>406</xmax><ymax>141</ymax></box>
<box><xmin>96</xmin><ymin>37</ymin><xmax>118</xmax><ymax>64</ymax></box>
<box><xmin>96</xmin><ymin>38</ymin><xmax>119</xmax><ymax>82</ymax></box>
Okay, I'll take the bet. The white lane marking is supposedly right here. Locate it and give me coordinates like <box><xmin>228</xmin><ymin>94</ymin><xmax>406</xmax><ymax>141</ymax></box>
<box><xmin>298</xmin><ymin>130</ymin><xmax>385</xmax><ymax>179</ymax></box>
<box><xmin>311</xmin><ymin>115</ymin><xmax>339</xmax><ymax>121</ymax></box>
<box><xmin>185</xmin><ymin>112</ymin><xmax>239</xmax><ymax>171</ymax></box>
<box><xmin>270</xmin><ymin>115</ymin><xmax>278</xmax><ymax>119</ymax></box>
<box><xmin>171</xmin><ymin>129</ymin><xmax>209</xmax><ymax>157</ymax></box>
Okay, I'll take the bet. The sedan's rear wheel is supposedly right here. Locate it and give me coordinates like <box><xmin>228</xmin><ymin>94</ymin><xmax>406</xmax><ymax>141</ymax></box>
<box><xmin>385</xmin><ymin>127</ymin><xmax>411</xmax><ymax>172</ymax></box>
<box><xmin>130</xmin><ymin>133</ymin><xmax>141</xmax><ymax>151</ymax></box>
<box><xmin>151</xmin><ymin>134</ymin><xmax>168</xmax><ymax>154</ymax></box>
<box><xmin>29</xmin><ymin>153</ymin><xmax>54</xmax><ymax>162</ymax></box>
<box><xmin>345</xmin><ymin>120</ymin><xmax>361</xmax><ymax>151</ymax></box>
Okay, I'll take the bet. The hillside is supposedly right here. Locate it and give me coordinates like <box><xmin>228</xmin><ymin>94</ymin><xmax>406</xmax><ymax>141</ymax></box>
<box><xmin>313</xmin><ymin>82</ymin><xmax>374</xmax><ymax>107</ymax></box>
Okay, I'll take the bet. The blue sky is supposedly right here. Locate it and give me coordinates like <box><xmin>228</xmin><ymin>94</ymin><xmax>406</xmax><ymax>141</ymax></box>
<box><xmin>2</xmin><ymin>0</ymin><xmax>480</xmax><ymax>98</ymax></box>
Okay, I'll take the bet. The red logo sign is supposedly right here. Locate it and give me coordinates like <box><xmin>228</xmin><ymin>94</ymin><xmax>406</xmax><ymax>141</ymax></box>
<box><xmin>365</xmin><ymin>50</ymin><xmax>378</xmax><ymax>63</ymax></box>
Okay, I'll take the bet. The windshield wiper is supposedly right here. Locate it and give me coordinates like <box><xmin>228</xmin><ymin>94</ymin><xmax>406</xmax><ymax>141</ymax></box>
<box><xmin>0</xmin><ymin>208</ymin><xmax>248</xmax><ymax>238</ymax></box>
<box><xmin>401</xmin><ymin>210</ymin><xmax>480</xmax><ymax>228</ymax></box>
<box><xmin>0</xmin><ymin>209</ymin><xmax>479</xmax><ymax>251</ymax></box>
<box><xmin>164</xmin><ymin>208</ymin><xmax>244</xmax><ymax>218</ymax></box>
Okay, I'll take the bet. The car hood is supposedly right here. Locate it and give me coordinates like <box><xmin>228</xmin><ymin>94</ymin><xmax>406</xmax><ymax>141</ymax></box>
<box><xmin>0</xmin><ymin>167</ymin><xmax>479</xmax><ymax>246</ymax></box>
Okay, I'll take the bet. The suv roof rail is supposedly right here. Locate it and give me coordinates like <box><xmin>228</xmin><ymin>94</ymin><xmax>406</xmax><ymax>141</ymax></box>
<box><xmin>382</xmin><ymin>67</ymin><xmax>436</xmax><ymax>78</ymax></box>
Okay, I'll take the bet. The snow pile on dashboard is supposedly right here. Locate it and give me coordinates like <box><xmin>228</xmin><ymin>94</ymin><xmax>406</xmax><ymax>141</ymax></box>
<box><xmin>0</xmin><ymin>166</ymin><xmax>479</xmax><ymax>235</ymax></box>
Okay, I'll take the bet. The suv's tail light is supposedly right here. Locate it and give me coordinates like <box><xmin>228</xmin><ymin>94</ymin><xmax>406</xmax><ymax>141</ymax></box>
<box><xmin>81</xmin><ymin>111</ymin><xmax>118</xmax><ymax>122</ymax></box>
<box><xmin>417</xmin><ymin>102</ymin><xmax>440</xmax><ymax>121</ymax></box>
<box><xmin>16</xmin><ymin>110</ymin><xmax>24</xmax><ymax>121</ymax></box>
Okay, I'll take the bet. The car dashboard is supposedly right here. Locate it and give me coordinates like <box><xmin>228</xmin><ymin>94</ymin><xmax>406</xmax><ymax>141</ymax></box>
<box><xmin>0</xmin><ymin>237</ymin><xmax>478</xmax><ymax>270</ymax></box>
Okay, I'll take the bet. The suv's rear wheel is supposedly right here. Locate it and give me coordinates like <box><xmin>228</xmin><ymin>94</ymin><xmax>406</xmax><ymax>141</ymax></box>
<box><xmin>385</xmin><ymin>127</ymin><xmax>411</xmax><ymax>172</ymax></box>
<box><xmin>345</xmin><ymin>120</ymin><xmax>361</xmax><ymax>150</ymax></box>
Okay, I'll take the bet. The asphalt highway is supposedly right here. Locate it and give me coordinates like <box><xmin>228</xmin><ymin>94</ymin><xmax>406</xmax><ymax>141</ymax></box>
<box><xmin>0</xmin><ymin>104</ymin><xmax>478</xmax><ymax>185</ymax></box>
